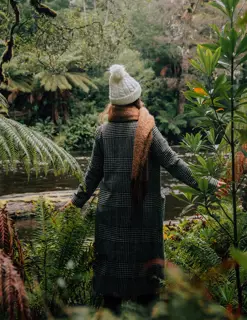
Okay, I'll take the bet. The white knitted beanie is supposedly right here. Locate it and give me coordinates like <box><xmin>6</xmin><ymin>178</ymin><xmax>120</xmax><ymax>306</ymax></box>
<box><xmin>109</xmin><ymin>64</ymin><xmax>142</xmax><ymax>105</ymax></box>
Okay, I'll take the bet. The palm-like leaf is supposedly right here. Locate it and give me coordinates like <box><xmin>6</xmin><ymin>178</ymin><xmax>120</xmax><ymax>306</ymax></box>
<box><xmin>0</xmin><ymin>67</ymin><xmax>33</xmax><ymax>93</ymax></box>
<box><xmin>0</xmin><ymin>108</ymin><xmax>82</xmax><ymax>179</ymax></box>
<box><xmin>36</xmin><ymin>71</ymin><xmax>97</xmax><ymax>92</ymax></box>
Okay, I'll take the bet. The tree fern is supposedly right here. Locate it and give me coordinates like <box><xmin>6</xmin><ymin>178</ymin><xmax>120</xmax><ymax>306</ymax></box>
<box><xmin>0</xmin><ymin>110</ymin><xmax>82</xmax><ymax>179</ymax></box>
<box><xmin>0</xmin><ymin>67</ymin><xmax>33</xmax><ymax>93</ymax></box>
<box><xmin>36</xmin><ymin>71</ymin><xmax>97</xmax><ymax>93</ymax></box>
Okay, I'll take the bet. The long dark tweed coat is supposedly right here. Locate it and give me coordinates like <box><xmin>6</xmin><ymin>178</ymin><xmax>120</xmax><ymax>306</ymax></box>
<box><xmin>72</xmin><ymin>121</ymin><xmax>218</xmax><ymax>298</ymax></box>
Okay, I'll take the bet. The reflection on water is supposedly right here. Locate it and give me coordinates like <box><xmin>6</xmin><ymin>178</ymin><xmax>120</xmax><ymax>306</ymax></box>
<box><xmin>1</xmin><ymin>147</ymin><xmax>192</xmax><ymax>236</ymax></box>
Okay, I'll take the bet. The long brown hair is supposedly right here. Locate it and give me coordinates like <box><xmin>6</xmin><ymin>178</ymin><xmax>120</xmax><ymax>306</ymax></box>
<box><xmin>99</xmin><ymin>99</ymin><xmax>143</xmax><ymax>123</ymax></box>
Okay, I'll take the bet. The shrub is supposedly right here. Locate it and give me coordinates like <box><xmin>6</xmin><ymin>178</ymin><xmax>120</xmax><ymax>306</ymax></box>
<box><xmin>63</xmin><ymin>114</ymin><xmax>99</xmax><ymax>152</ymax></box>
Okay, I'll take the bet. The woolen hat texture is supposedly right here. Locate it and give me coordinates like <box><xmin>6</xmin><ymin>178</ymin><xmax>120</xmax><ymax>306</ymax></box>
<box><xmin>109</xmin><ymin>64</ymin><xmax>142</xmax><ymax>105</ymax></box>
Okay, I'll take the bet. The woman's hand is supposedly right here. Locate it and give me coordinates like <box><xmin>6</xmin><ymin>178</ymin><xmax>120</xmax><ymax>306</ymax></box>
<box><xmin>216</xmin><ymin>180</ymin><xmax>229</xmax><ymax>197</ymax></box>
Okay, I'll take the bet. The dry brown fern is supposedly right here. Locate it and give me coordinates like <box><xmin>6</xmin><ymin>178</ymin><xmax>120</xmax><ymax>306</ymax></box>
<box><xmin>0</xmin><ymin>250</ymin><xmax>31</xmax><ymax>320</ymax></box>
<box><xmin>0</xmin><ymin>206</ymin><xmax>24</xmax><ymax>278</ymax></box>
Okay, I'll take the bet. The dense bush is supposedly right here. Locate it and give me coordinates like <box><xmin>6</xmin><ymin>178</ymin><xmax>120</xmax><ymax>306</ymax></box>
<box><xmin>62</xmin><ymin>114</ymin><xmax>99</xmax><ymax>152</ymax></box>
<box><xmin>33</xmin><ymin>114</ymin><xmax>99</xmax><ymax>152</ymax></box>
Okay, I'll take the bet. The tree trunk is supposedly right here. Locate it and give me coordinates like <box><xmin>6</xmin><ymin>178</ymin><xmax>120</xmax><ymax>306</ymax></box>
<box><xmin>104</xmin><ymin>0</ymin><xmax>109</xmax><ymax>25</ymax></box>
<box><xmin>52</xmin><ymin>91</ymin><xmax>59</xmax><ymax>125</ymax></box>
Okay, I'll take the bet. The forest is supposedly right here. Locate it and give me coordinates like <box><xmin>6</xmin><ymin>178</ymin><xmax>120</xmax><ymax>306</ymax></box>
<box><xmin>1</xmin><ymin>0</ymin><xmax>247</xmax><ymax>319</ymax></box>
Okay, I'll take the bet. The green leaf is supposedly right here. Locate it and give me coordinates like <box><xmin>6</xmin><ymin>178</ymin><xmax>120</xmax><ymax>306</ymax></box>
<box><xmin>209</xmin><ymin>1</ymin><xmax>227</xmax><ymax>15</ymax></box>
<box><xmin>210</xmin><ymin>24</ymin><xmax>221</xmax><ymax>36</ymax></box>
<box><xmin>214</xmin><ymin>73</ymin><xmax>227</xmax><ymax>93</ymax></box>
<box><xmin>236</xmin><ymin>34</ymin><xmax>247</xmax><ymax>55</ymax></box>
<box><xmin>207</xmin><ymin>128</ymin><xmax>216</xmax><ymax>145</ymax></box>
<box><xmin>201</xmin><ymin>43</ymin><xmax>219</xmax><ymax>51</ymax></box>
<box><xmin>219</xmin><ymin>36</ymin><xmax>232</xmax><ymax>58</ymax></box>
<box><xmin>231</xmin><ymin>248</ymin><xmax>247</xmax><ymax>270</ymax></box>
<box><xmin>236</xmin><ymin>11</ymin><xmax>247</xmax><ymax>27</ymax></box>
<box><xmin>236</xmin><ymin>53</ymin><xmax>247</xmax><ymax>67</ymax></box>
<box><xmin>198</xmin><ymin>177</ymin><xmax>209</xmax><ymax>192</ymax></box>
<box><xmin>205</xmin><ymin>49</ymin><xmax>213</xmax><ymax>75</ymax></box>
<box><xmin>217</xmin><ymin>60</ymin><xmax>231</xmax><ymax>69</ymax></box>
<box><xmin>212</xmin><ymin>47</ymin><xmax>221</xmax><ymax>71</ymax></box>
<box><xmin>196</xmin><ymin>155</ymin><xmax>207</xmax><ymax>168</ymax></box>
<box><xmin>235</xmin><ymin>84</ymin><xmax>247</xmax><ymax>98</ymax></box>
<box><xmin>232</xmin><ymin>0</ymin><xmax>241</xmax><ymax>11</ymax></box>
<box><xmin>174</xmin><ymin>185</ymin><xmax>200</xmax><ymax>195</ymax></box>
<box><xmin>229</xmin><ymin>28</ymin><xmax>238</xmax><ymax>53</ymax></box>
<box><xmin>197</xmin><ymin>45</ymin><xmax>209</xmax><ymax>74</ymax></box>
<box><xmin>190</xmin><ymin>59</ymin><xmax>205</xmax><ymax>74</ymax></box>
<box><xmin>181</xmin><ymin>204</ymin><xmax>196</xmax><ymax>215</ymax></box>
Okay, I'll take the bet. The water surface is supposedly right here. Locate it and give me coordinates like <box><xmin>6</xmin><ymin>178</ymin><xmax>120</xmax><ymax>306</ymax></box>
<box><xmin>0</xmin><ymin>147</ymin><xmax>192</xmax><ymax>235</ymax></box>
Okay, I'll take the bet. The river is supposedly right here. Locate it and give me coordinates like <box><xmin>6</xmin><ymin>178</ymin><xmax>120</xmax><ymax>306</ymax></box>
<box><xmin>0</xmin><ymin>147</ymin><xmax>192</xmax><ymax>236</ymax></box>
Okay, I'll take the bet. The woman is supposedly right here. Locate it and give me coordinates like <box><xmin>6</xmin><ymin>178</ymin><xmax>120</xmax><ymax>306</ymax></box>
<box><xmin>64</xmin><ymin>64</ymin><xmax>221</xmax><ymax>314</ymax></box>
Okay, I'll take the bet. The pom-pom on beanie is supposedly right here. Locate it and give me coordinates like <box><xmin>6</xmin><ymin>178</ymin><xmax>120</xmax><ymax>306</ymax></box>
<box><xmin>109</xmin><ymin>64</ymin><xmax>142</xmax><ymax>105</ymax></box>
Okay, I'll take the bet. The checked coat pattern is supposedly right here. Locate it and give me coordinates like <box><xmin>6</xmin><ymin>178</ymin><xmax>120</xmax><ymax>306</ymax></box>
<box><xmin>72</xmin><ymin>121</ymin><xmax>218</xmax><ymax>298</ymax></box>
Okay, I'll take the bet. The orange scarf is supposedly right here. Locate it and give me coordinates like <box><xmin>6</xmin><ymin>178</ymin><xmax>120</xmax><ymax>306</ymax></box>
<box><xmin>108</xmin><ymin>104</ymin><xmax>155</xmax><ymax>207</ymax></box>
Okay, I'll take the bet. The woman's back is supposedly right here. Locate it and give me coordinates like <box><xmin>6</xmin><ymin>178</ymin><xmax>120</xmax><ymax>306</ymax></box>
<box><xmin>99</xmin><ymin>121</ymin><xmax>162</xmax><ymax>212</ymax></box>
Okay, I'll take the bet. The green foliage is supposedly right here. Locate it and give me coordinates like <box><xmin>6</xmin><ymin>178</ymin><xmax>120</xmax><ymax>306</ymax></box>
<box><xmin>181</xmin><ymin>132</ymin><xmax>207</xmax><ymax>154</ymax></box>
<box><xmin>0</xmin><ymin>92</ymin><xmax>8</xmax><ymax>114</ymax></box>
<box><xmin>33</xmin><ymin>118</ymin><xmax>57</xmax><ymax>139</ymax></box>
<box><xmin>0</xmin><ymin>66</ymin><xmax>33</xmax><ymax>92</ymax></box>
<box><xmin>33</xmin><ymin>114</ymin><xmax>99</xmax><ymax>151</ymax></box>
<box><xmin>63</xmin><ymin>264</ymin><xmax>235</xmax><ymax>320</ymax></box>
<box><xmin>0</xmin><ymin>113</ymin><xmax>82</xmax><ymax>178</ymax></box>
<box><xmin>36</xmin><ymin>71</ymin><xmax>97</xmax><ymax>93</ymax></box>
<box><xmin>24</xmin><ymin>198</ymin><xmax>95</xmax><ymax>316</ymax></box>
<box><xmin>142</xmin><ymin>78</ymin><xmax>186</xmax><ymax>140</ymax></box>
<box><xmin>62</xmin><ymin>114</ymin><xmax>98</xmax><ymax>152</ymax></box>
<box><xmin>231</xmin><ymin>248</ymin><xmax>247</xmax><ymax>270</ymax></box>
<box><xmin>156</xmin><ymin>108</ymin><xmax>188</xmax><ymax>136</ymax></box>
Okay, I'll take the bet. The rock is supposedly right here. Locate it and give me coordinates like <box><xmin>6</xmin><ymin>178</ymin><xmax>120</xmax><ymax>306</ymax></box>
<box><xmin>0</xmin><ymin>190</ymin><xmax>72</xmax><ymax>219</ymax></box>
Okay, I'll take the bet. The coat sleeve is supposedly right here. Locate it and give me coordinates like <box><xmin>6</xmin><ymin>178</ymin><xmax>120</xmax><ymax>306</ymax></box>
<box><xmin>151</xmin><ymin>126</ymin><xmax>218</xmax><ymax>190</ymax></box>
<box><xmin>71</xmin><ymin>126</ymin><xmax>104</xmax><ymax>208</ymax></box>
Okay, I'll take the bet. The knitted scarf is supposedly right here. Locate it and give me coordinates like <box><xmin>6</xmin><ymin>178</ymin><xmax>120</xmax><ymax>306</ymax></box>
<box><xmin>108</xmin><ymin>104</ymin><xmax>155</xmax><ymax>207</ymax></box>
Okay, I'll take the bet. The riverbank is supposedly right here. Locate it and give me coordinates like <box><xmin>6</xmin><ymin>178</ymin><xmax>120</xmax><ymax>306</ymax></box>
<box><xmin>0</xmin><ymin>190</ymin><xmax>186</xmax><ymax>224</ymax></box>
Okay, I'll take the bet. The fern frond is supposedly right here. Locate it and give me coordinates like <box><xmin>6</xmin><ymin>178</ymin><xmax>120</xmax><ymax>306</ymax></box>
<box><xmin>56</xmin><ymin>75</ymin><xmax>72</xmax><ymax>91</ymax></box>
<box><xmin>0</xmin><ymin>206</ymin><xmax>13</xmax><ymax>256</ymax></box>
<box><xmin>179</xmin><ymin>236</ymin><xmax>221</xmax><ymax>273</ymax></box>
<box><xmin>0</xmin><ymin>93</ymin><xmax>9</xmax><ymax>115</ymax></box>
<box><xmin>0</xmin><ymin>206</ymin><xmax>24</xmax><ymax>277</ymax></box>
<box><xmin>0</xmin><ymin>115</ymin><xmax>82</xmax><ymax>179</ymax></box>
<box><xmin>0</xmin><ymin>116</ymin><xmax>31</xmax><ymax>172</ymax></box>
<box><xmin>1</xmin><ymin>66</ymin><xmax>33</xmax><ymax>93</ymax></box>
<box><xmin>65</xmin><ymin>73</ymin><xmax>90</xmax><ymax>92</ymax></box>
<box><xmin>76</xmin><ymin>74</ymin><xmax>98</xmax><ymax>89</ymax></box>
<box><xmin>0</xmin><ymin>250</ymin><xmax>31</xmax><ymax>320</ymax></box>
<box><xmin>30</xmin><ymin>129</ymin><xmax>82</xmax><ymax>178</ymax></box>
<box><xmin>25</xmin><ymin>199</ymin><xmax>95</xmax><ymax>307</ymax></box>
<box><xmin>36</xmin><ymin>71</ymin><xmax>96</xmax><ymax>93</ymax></box>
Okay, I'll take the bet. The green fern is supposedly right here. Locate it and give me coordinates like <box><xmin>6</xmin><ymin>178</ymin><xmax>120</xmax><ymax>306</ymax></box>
<box><xmin>24</xmin><ymin>199</ymin><xmax>95</xmax><ymax>312</ymax></box>
<box><xmin>0</xmin><ymin>113</ymin><xmax>82</xmax><ymax>178</ymax></box>
<box><xmin>0</xmin><ymin>93</ymin><xmax>9</xmax><ymax>115</ymax></box>
<box><xmin>36</xmin><ymin>71</ymin><xmax>97</xmax><ymax>93</ymax></box>
<box><xmin>0</xmin><ymin>67</ymin><xmax>33</xmax><ymax>93</ymax></box>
